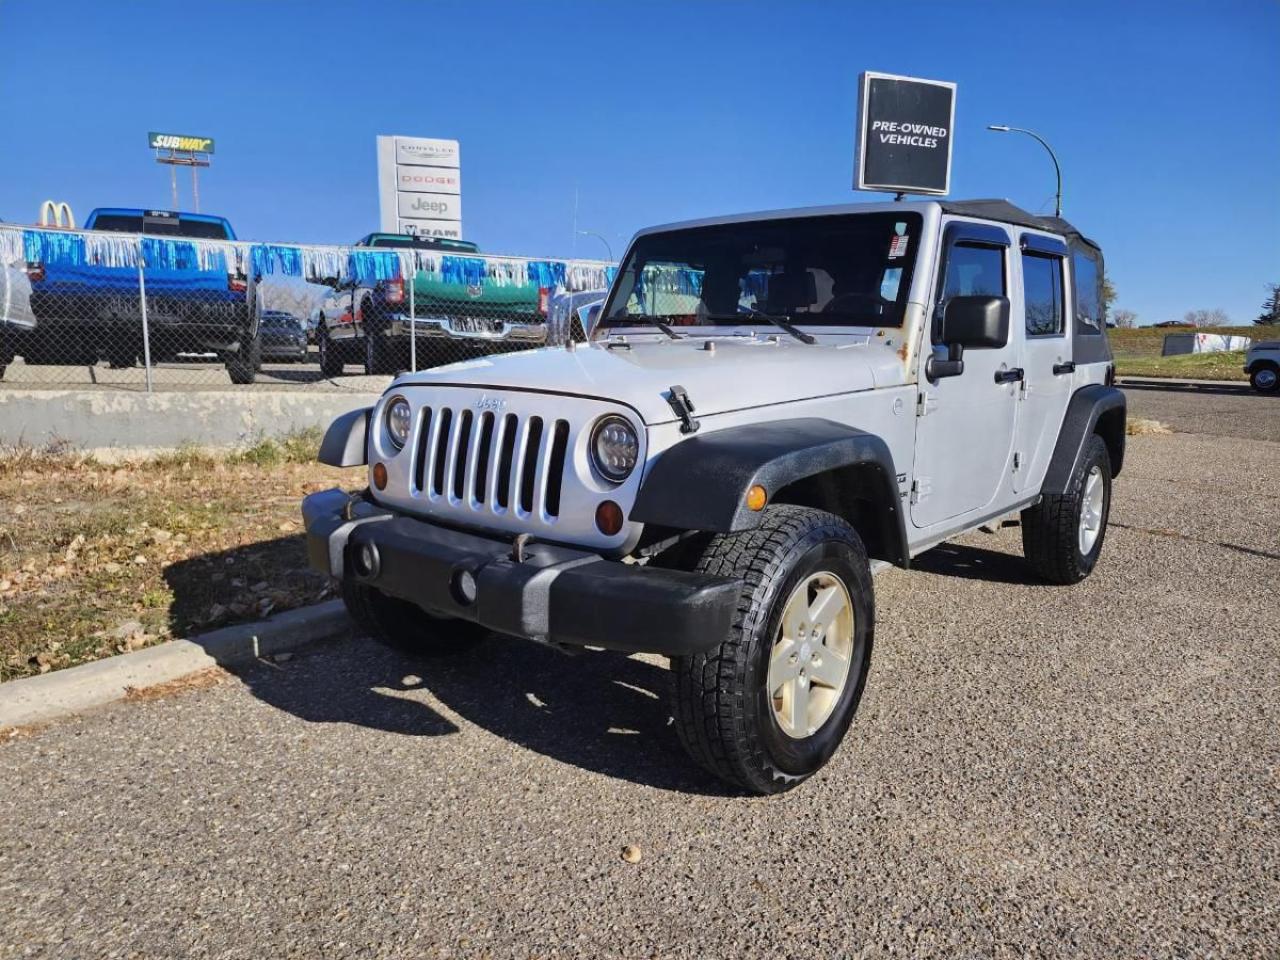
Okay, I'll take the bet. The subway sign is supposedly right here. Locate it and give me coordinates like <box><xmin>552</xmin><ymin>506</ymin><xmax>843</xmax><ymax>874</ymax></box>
<box><xmin>148</xmin><ymin>131</ymin><xmax>215</xmax><ymax>153</ymax></box>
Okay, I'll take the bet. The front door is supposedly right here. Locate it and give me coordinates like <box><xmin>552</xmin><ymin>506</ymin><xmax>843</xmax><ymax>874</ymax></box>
<box><xmin>911</xmin><ymin>221</ymin><xmax>1021</xmax><ymax>529</ymax></box>
<box><xmin>1011</xmin><ymin>233</ymin><xmax>1073</xmax><ymax>493</ymax></box>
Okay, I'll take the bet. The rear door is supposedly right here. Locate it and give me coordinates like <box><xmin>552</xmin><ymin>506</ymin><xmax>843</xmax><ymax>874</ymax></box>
<box><xmin>1011</xmin><ymin>232</ymin><xmax>1072</xmax><ymax>493</ymax></box>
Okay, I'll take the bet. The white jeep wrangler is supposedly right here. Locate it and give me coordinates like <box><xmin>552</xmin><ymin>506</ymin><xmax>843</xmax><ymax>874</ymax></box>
<box><xmin>304</xmin><ymin>199</ymin><xmax>1126</xmax><ymax>794</ymax></box>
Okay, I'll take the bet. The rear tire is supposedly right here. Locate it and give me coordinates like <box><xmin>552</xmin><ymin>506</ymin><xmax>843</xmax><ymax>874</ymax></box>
<box><xmin>671</xmin><ymin>505</ymin><xmax>874</xmax><ymax>795</ymax></box>
<box><xmin>1021</xmin><ymin>433</ymin><xmax>1112</xmax><ymax>584</ymax></box>
<box><xmin>363</xmin><ymin>321</ymin><xmax>396</xmax><ymax>376</ymax></box>
<box><xmin>342</xmin><ymin>580</ymin><xmax>487</xmax><ymax>656</ymax></box>
<box><xmin>318</xmin><ymin>321</ymin><xmax>344</xmax><ymax>377</ymax></box>
<box><xmin>225</xmin><ymin>334</ymin><xmax>261</xmax><ymax>385</ymax></box>
<box><xmin>1249</xmin><ymin>362</ymin><xmax>1278</xmax><ymax>394</ymax></box>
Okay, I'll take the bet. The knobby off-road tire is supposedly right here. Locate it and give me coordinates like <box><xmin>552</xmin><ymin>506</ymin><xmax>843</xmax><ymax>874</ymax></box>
<box><xmin>1021</xmin><ymin>433</ymin><xmax>1113</xmax><ymax>585</ymax></box>
<box><xmin>342</xmin><ymin>580</ymin><xmax>488</xmax><ymax>656</ymax></box>
<box><xmin>671</xmin><ymin>505</ymin><xmax>875</xmax><ymax>795</ymax></box>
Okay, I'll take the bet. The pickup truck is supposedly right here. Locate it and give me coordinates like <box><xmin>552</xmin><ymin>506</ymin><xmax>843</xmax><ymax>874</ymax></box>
<box><xmin>314</xmin><ymin>233</ymin><xmax>551</xmax><ymax>377</ymax></box>
<box><xmin>16</xmin><ymin>208</ymin><xmax>259</xmax><ymax>383</ymax></box>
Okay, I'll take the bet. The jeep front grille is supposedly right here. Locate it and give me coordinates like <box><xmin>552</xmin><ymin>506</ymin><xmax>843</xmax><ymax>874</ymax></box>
<box><xmin>411</xmin><ymin>405</ymin><xmax>572</xmax><ymax>520</ymax></box>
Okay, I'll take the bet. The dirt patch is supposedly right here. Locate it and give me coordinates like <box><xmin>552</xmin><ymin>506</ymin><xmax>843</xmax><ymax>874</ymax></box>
<box><xmin>1127</xmin><ymin>417</ymin><xmax>1172</xmax><ymax>436</ymax></box>
<box><xmin>123</xmin><ymin>666</ymin><xmax>229</xmax><ymax>702</ymax></box>
<box><xmin>0</xmin><ymin>432</ymin><xmax>352</xmax><ymax>681</ymax></box>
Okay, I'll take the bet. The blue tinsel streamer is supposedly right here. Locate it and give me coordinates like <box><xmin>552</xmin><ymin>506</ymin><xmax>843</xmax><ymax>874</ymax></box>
<box><xmin>440</xmin><ymin>256</ymin><xmax>488</xmax><ymax>286</ymax></box>
<box><xmin>526</xmin><ymin>260</ymin><xmax>566</xmax><ymax>289</ymax></box>
<box><xmin>349</xmin><ymin>250</ymin><xmax>401</xmax><ymax>284</ymax></box>
<box><xmin>250</xmin><ymin>244</ymin><xmax>304</xmax><ymax>278</ymax></box>
<box><xmin>23</xmin><ymin>230</ymin><xmax>86</xmax><ymax>265</ymax></box>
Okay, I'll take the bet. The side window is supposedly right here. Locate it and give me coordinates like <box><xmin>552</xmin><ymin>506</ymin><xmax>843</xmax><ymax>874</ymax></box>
<box><xmin>1072</xmin><ymin>249</ymin><xmax>1103</xmax><ymax>335</ymax></box>
<box><xmin>1022</xmin><ymin>252</ymin><xmax>1064</xmax><ymax>337</ymax></box>
<box><xmin>935</xmin><ymin>241</ymin><xmax>1005</xmax><ymax>340</ymax></box>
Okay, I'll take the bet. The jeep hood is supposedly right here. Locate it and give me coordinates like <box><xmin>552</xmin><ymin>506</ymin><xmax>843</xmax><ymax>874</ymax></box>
<box><xmin>393</xmin><ymin>335</ymin><xmax>908</xmax><ymax>425</ymax></box>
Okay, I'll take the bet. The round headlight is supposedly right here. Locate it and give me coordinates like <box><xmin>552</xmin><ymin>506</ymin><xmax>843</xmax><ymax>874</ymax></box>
<box><xmin>590</xmin><ymin>415</ymin><xmax>638</xmax><ymax>483</ymax></box>
<box><xmin>385</xmin><ymin>396</ymin><xmax>412</xmax><ymax>450</ymax></box>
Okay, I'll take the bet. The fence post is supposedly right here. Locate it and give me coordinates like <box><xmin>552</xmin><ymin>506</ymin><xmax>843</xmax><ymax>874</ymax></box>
<box><xmin>137</xmin><ymin>244</ymin><xmax>154</xmax><ymax>394</ymax></box>
<box><xmin>408</xmin><ymin>266</ymin><xmax>417</xmax><ymax>373</ymax></box>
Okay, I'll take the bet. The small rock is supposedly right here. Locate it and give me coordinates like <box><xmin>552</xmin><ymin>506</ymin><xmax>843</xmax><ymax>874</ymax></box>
<box><xmin>150</xmin><ymin>529</ymin><xmax>172</xmax><ymax>543</ymax></box>
<box><xmin>402</xmin><ymin>675</ymin><xmax>423</xmax><ymax>687</ymax></box>
<box><xmin>133</xmin><ymin>554</ymin><xmax>147</xmax><ymax>565</ymax></box>
<box><xmin>272</xmin><ymin>652</ymin><xmax>294</xmax><ymax>663</ymax></box>
<box><xmin>64</xmin><ymin>534</ymin><xmax>86</xmax><ymax>562</ymax></box>
<box><xmin>110</xmin><ymin>619</ymin><xmax>145</xmax><ymax>640</ymax></box>
<box><xmin>621</xmin><ymin>845</ymin><xmax>642</xmax><ymax>864</ymax></box>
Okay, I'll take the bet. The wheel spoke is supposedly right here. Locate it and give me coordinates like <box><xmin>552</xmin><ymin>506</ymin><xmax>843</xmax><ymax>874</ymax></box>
<box><xmin>768</xmin><ymin>639</ymin><xmax>802</xmax><ymax>690</ymax></box>
<box><xmin>807</xmin><ymin>584</ymin><xmax>845</xmax><ymax>637</ymax></box>
<box><xmin>786</xmin><ymin>676</ymin><xmax>810</xmax><ymax>734</ymax></box>
<box><xmin>808</xmin><ymin>647</ymin><xmax>848</xmax><ymax>689</ymax></box>
<box><xmin>781</xmin><ymin>599</ymin><xmax>807</xmax><ymax>644</ymax></box>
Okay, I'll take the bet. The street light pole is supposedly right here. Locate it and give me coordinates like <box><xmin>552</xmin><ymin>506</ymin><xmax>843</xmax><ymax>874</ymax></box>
<box><xmin>987</xmin><ymin>124</ymin><xmax>1062</xmax><ymax>217</ymax></box>
<box><xmin>577</xmin><ymin>230</ymin><xmax>614</xmax><ymax>261</ymax></box>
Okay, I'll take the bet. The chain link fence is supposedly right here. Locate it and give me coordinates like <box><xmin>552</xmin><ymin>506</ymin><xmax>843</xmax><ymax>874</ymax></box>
<box><xmin>0</xmin><ymin>222</ymin><xmax>614</xmax><ymax>392</ymax></box>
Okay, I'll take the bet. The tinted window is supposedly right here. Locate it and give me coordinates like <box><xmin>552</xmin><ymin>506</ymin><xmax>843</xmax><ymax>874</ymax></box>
<box><xmin>943</xmin><ymin>243</ymin><xmax>1005</xmax><ymax>299</ymax></box>
<box><xmin>1073</xmin><ymin>248</ymin><xmax>1102</xmax><ymax>335</ymax></box>
<box><xmin>90</xmin><ymin>214</ymin><xmax>232</xmax><ymax>240</ymax></box>
<box><xmin>1022</xmin><ymin>252</ymin><xmax>1064</xmax><ymax>336</ymax></box>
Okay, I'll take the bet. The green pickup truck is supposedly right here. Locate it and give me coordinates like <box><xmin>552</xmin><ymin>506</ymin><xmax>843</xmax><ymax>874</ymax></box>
<box><xmin>315</xmin><ymin>233</ymin><xmax>552</xmax><ymax>377</ymax></box>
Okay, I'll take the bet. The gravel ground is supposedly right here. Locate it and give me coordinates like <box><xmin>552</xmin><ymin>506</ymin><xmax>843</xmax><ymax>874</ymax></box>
<box><xmin>2</xmin><ymin>392</ymin><xmax>1277</xmax><ymax>959</ymax></box>
<box><xmin>1123</xmin><ymin>380</ymin><xmax>1279</xmax><ymax>442</ymax></box>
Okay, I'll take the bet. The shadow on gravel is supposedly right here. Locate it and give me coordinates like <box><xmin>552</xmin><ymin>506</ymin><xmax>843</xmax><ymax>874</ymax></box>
<box><xmin>912</xmin><ymin>541</ymin><xmax>1041</xmax><ymax>585</ymax></box>
<box><xmin>231</xmin><ymin>630</ymin><xmax>736</xmax><ymax>796</ymax></box>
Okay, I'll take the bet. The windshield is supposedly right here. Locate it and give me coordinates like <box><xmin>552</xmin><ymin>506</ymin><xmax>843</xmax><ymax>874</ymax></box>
<box><xmin>90</xmin><ymin>213</ymin><xmax>233</xmax><ymax>240</ymax></box>
<box><xmin>601</xmin><ymin>212</ymin><xmax>921</xmax><ymax>332</ymax></box>
<box><xmin>363</xmin><ymin>234</ymin><xmax>478</xmax><ymax>252</ymax></box>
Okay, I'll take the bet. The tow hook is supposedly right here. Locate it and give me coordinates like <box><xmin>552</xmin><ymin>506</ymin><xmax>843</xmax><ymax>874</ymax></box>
<box><xmin>511</xmin><ymin>533</ymin><xmax>534</xmax><ymax>563</ymax></box>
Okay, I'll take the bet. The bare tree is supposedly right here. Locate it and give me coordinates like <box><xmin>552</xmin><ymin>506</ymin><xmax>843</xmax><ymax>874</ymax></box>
<box><xmin>1182</xmin><ymin>308</ymin><xmax>1231</xmax><ymax>328</ymax></box>
<box><xmin>1111</xmin><ymin>308</ymin><xmax>1137</xmax><ymax>329</ymax></box>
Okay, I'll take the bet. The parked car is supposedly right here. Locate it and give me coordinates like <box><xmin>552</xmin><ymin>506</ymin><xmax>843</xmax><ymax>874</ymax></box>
<box><xmin>314</xmin><ymin>233</ymin><xmax>551</xmax><ymax>377</ymax></box>
<box><xmin>10</xmin><ymin>208</ymin><xmax>259</xmax><ymax>383</ymax></box>
<box><xmin>304</xmin><ymin>198</ymin><xmax>1125</xmax><ymax>794</ymax></box>
<box><xmin>1244</xmin><ymin>340</ymin><xmax>1280</xmax><ymax>393</ymax></box>
<box><xmin>259</xmin><ymin>309</ymin><xmax>308</xmax><ymax>362</ymax></box>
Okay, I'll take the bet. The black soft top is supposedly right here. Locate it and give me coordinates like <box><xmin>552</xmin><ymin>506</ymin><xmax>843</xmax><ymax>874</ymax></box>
<box><xmin>939</xmin><ymin>199</ymin><xmax>1100</xmax><ymax>252</ymax></box>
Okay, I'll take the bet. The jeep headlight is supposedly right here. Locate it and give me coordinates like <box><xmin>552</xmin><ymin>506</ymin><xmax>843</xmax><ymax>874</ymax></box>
<box><xmin>385</xmin><ymin>396</ymin><xmax>412</xmax><ymax>451</ymax></box>
<box><xmin>590</xmin><ymin>415</ymin><xmax>638</xmax><ymax>483</ymax></box>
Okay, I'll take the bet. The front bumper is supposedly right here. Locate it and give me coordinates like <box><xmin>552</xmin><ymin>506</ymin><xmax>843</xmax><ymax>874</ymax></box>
<box><xmin>385</xmin><ymin>315</ymin><xmax>546</xmax><ymax>344</ymax></box>
<box><xmin>302</xmin><ymin>488</ymin><xmax>739</xmax><ymax>656</ymax></box>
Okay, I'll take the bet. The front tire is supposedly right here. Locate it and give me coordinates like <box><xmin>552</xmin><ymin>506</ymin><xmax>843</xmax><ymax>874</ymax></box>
<box><xmin>1249</xmin><ymin>362</ymin><xmax>1278</xmax><ymax>394</ymax></box>
<box><xmin>1021</xmin><ymin>433</ymin><xmax>1113</xmax><ymax>584</ymax></box>
<box><xmin>342</xmin><ymin>580</ymin><xmax>487</xmax><ymax>655</ymax></box>
<box><xmin>318</xmin><ymin>321</ymin><xmax>344</xmax><ymax>377</ymax></box>
<box><xmin>671</xmin><ymin>505</ymin><xmax>874</xmax><ymax>795</ymax></box>
<box><xmin>225</xmin><ymin>334</ymin><xmax>261</xmax><ymax>385</ymax></box>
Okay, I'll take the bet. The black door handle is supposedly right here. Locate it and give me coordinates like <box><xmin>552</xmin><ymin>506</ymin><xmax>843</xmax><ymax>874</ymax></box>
<box><xmin>994</xmin><ymin>367</ymin><xmax>1024</xmax><ymax>384</ymax></box>
<box><xmin>1053</xmin><ymin>361</ymin><xmax>1076</xmax><ymax>375</ymax></box>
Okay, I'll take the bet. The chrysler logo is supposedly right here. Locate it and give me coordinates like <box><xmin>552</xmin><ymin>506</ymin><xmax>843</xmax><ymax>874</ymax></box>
<box><xmin>474</xmin><ymin>395</ymin><xmax>506</xmax><ymax>412</ymax></box>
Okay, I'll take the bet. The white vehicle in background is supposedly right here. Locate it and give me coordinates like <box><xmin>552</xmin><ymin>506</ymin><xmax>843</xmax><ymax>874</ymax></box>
<box><xmin>304</xmin><ymin>199</ymin><xmax>1126</xmax><ymax>794</ymax></box>
<box><xmin>1244</xmin><ymin>340</ymin><xmax>1280</xmax><ymax>393</ymax></box>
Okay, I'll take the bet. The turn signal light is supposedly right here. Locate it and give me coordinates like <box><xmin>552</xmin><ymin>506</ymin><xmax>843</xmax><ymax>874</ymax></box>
<box><xmin>538</xmin><ymin>286</ymin><xmax>550</xmax><ymax>317</ymax></box>
<box><xmin>25</xmin><ymin>262</ymin><xmax>45</xmax><ymax>283</ymax></box>
<box><xmin>372</xmin><ymin>462</ymin><xmax>388</xmax><ymax>490</ymax></box>
<box><xmin>746</xmin><ymin>484</ymin><xmax>768</xmax><ymax>511</ymax></box>
<box><xmin>595</xmin><ymin>500</ymin><xmax>624</xmax><ymax>536</ymax></box>
<box><xmin>227</xmin><ymin>274</ymin><xmax>247</xmax><ymax>293</ymax></box>
<box><xmin>384</xmin><ymin>279</ymin><xmax>405</xmax><ymax>304</ymax></box>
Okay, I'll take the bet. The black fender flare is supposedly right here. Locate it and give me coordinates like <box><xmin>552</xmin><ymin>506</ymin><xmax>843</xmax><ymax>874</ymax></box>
<box><xmin>318</xmin><ymin>406</ymin><xmax>371</xmax><ymax>467</ymax></box>
<box><xmin>631</xmin><ymin>418</ymin><xmax>909</xmax><ymax>567</ymax></box>
<box><xmin>1041</xmin><ymin>384</ymin><xmax>1126</xmax><ymax>494</ymax></box>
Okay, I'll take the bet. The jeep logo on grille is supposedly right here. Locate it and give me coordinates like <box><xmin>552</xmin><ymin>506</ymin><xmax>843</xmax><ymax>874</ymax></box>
<box><xmin>474</xmin><ymin>395</ymin><xmax>507</xmax><ymax>412</ymax></box>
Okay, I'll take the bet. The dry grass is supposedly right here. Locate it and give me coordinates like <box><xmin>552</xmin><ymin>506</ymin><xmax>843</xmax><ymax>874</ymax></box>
<box><xmin>1128</xmin><ymin>417</ymin><xmax>1172</xmax><ymax>436</ymax></box>
<box><xmin>123</xmin><ymin>666</ymin><xmax>228</xmax><ymax>702</ymax></box>
<box><xmin>0</xmin><ymin>431</ymin><xmax>351</xmax><ymax>682</ymax></box>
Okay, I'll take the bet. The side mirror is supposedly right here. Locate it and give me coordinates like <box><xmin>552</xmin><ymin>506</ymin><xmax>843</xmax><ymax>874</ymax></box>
<box><xmin>926</xmin><ymin>295</ymin><xmax>1010</xmax><ymax>380</ymax></box>
<box><xmin>940</xmin><ymin>295</ymin><xmax>1010</xmax><ymax>349</ymax></box>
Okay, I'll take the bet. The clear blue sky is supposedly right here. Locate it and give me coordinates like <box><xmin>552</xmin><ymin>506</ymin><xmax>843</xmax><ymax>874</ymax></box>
<box><xmin>1</xmin><ymin>0</ymin><xmax>1276</xmax><ymax>326</ymax></box>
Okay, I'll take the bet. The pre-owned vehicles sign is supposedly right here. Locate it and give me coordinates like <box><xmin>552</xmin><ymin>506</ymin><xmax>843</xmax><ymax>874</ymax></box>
<box><xmin>148</xmin><ymin>132</ymin><xmax>215</xmax><ymax>153</ymax></box>
<box><xmin>854</xmin><ymin>72</ymin><xmax>955</xmax><ymax>196</ymax></box>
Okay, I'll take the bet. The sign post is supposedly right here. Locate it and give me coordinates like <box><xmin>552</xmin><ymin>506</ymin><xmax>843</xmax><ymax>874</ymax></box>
<box><xmin>148</xmin><ymin>132</ymin><xmax>215</xmax><ymax>212</ymax></box>
<box><xmin>854</xmin><ymin>72</ymin><xmax>956</xmax><ymax>197</ymax></box>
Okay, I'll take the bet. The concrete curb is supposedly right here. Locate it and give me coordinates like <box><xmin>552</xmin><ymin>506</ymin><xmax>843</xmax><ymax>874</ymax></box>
<box><xmin>0</xmin><ymin>600</ymin><xmax>351</xmax><ymax>728</ymax></box>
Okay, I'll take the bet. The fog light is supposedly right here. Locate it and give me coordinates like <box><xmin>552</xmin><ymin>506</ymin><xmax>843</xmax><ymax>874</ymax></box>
<box><xmin>372</xmin><ymin>462</ymin><xmax>388</xmax><ymax>490</ymax></box>
<box><xmin>746</xmin><ymin>484</ymin><xmax>768</xmax><ymax>511</ymax></box>
<box><xmin>352</xmin><ymin>541</ymin><xmax>380</xmax><ymax>580</ymax></box>
<box><xmin>451</xmin><ymin>567</ymin><xmax>478</xmax><ymax>606</ymax></box>
<box><xmin>595</xmin><ymin>500</ymin><xmax>624</xmax><ymax>536</ymax></box>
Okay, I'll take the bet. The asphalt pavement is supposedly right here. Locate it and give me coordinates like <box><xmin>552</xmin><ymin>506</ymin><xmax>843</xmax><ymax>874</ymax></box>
<box><xmin>1</xmin><ymin>388</ymin><xmax>1277</xmax><ymax>959</ymax></box>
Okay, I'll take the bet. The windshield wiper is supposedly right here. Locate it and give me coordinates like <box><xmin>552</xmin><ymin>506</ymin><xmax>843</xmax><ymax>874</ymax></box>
<box><xmin>607</xmin><ymin>313</ymin><xmax>683</xmax><ymax>340</ymax></box>
<box><xmin>705</xmin><ymin>312</ymin><xmax>816</xmax><ymax>345</ymax></box>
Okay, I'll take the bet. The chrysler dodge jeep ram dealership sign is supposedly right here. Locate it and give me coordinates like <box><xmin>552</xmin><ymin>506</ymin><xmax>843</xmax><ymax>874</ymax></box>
<box><xmin>377</xmin><ymin>135</ymin><xmax>462</xmax><ymax>238</ymax></box>
<box><xmin>854</xmin><ymin>72</ymin><xmax>956</xmax><ymax>196</ymax></box>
